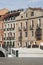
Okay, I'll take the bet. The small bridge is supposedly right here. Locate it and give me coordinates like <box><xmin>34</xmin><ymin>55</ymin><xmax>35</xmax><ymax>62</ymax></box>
<box><xmin>0</xmin><ymin>47</ymin><xmax>8</xmax><ymax>57</ymax></box>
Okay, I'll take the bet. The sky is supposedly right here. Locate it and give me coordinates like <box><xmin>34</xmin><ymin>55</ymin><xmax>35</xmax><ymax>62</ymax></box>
<box><xmin>0</xmin><ymin>0</ymin><xmax>43</xmax><ymax>10</ymax></box>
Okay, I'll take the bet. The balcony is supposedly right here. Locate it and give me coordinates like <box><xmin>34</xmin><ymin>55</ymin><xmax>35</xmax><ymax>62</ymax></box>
<box><xmin>30</xmin><ymin>25</ymin><xmax>33</xmax><ymax>30</ymax></box>
<box><xmin>23</xmin><ymin>26</ymin><xmax>27</xmax><ymax>31</ymax></box>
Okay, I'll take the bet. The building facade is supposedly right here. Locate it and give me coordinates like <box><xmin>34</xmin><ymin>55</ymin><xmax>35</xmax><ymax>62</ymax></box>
<box><xmin>15</xmin><ymin>7</ymin><xmax>43</xmax><ymax>48</ymax></box>
<box><xmin>3</xmin><ymin>9</ymin><xmax>24</xmax><ymax>48</ymax></box>
<box><xmin>3</xmin><ymin>7</ymin><xmax>43</xmax><ymax>48</ymax></box>
<box><xmin>0</xmin><ymin>8</ymin><xmax>9</xmax><ymax>47</ymax></box>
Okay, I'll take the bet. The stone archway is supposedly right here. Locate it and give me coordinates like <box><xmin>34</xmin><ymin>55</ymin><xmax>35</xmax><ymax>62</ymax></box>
<box><xmin>0</xmin><ymin>51</ymin><xmax>5</xmax><ymax>57</ymax></box>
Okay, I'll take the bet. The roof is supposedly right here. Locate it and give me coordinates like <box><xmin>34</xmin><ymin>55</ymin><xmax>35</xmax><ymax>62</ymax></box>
<box><xmin>2</xmin><ymin>11</ymin><xmax>20</xmax><ymax>19</ymax></box>
<box><xmin>1</xmin><ymin>9</ymin><xmax>24</xmax><ymax>20</ymax></box>
<box><xmin>0</xmin><ymin>8</ymin><xmax>9</xmax><ymax>15</ymax></box>
<box><xmin>29</xmin><ymin>7</ymin><xmax>43</xmax><ymax>11</ymax></box>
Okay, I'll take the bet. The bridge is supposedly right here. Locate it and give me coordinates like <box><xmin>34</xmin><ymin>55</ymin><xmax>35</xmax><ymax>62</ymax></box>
<box><xmin>0</xmin><ymin>47</ymin><xmax>8</xmax><ymax>57</ymax></box>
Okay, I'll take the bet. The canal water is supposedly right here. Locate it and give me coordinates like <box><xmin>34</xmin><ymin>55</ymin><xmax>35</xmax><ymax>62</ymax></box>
<box><xmin>0</xmin><ymin>58</ymin><xmax>43</xmax><ymax>65</ymax></box>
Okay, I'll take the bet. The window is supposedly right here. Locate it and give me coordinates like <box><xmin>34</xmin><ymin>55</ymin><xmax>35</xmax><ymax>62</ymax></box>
<box><xmin>21</xmin><ymin>16</ymin><xmax>23</xmax><ymax>18</ymax></box>
<box><xmin>26</xmin><ymin>22</ymin><xmax>27</xmax><ymax>27</ymax></box>
<box><xmin>26</xmin><ymin>42</ymin><xmax>27</xmax><ymax>47</ymax></box>
<box><xmin>4</xmin><ymin>33</ymin><xmax>6</xmax><ymax>37</ymax></box>
<box><xmin>10</xmin><ymin>41</ymin><xmax>12</xmax><ymax>46</ymax></box>
<box><xmin>25</xmin><ymin>32</ymin><xmax>27</xmax><ymax>37</ymax></box>
<box><xmin>20</xmin><ymin>32</ymin><xmax>22</xmax><ymax>35</ymax></box>
<box><xmin>12</xmin><ymin>16</ymin><xmax>15</xmax><ymax>20</ymax></box>
<box><xmin>5</xmin><ymin>18</ymin><xmax>7</xmax><ymax>21</ymax></box>
<box><xmin>5</xmin><ymin>24</ymin><xmax>6</xmax><ymax>28</ymax></box>
<box><xmin>7</xmin><ymin>42</ymin><xmax>9</xmax><ymax>46</ymax></box>
<box><xmin>13</xmin><ymin>41</ymin><xmax>15</xmax><ymax>47</ymax></box>
<box><xmin>31</xmin><ymin>12</ymin><xmax>34</xmax><ymax>16</ymax></box>
<box><xmin>19</xmin><ymin>22</ymin><xmax>22</xmax><ymax>29</ymax></box>
<box><xmin>21</xmin><ymin>22</ymin><xmax>22</xmax><ymax>28</ymax></box>
<box><xmin>38</xmin><ymin>19</ymin><xmax>41</xmax><ymax>27</ymax></box>
<box><xmin>11</xmin><ymin>24</ymin><xmax>12</xmax><ymax>28</ymax></box>
<box><xmin>31</xmin><ymin>20</ymin><xmax>34</xmax><ymax>27</ymax></box>
<box><xmin>9</xmin><ymin>32</ymin><xmax>12</xmax><ymax>37</ymax></box>
<box><xmin>8</xmin><ymin>33</ymin><xmax>9</xmax><ymax>37</ymax></box>
<box><xmin>7</xmin><ymin>17</ymin><xmax>9</xmax><ymax>20</ymax></box>
<box><xmin>32</xmin><ymin>31</ymin><xmax>34</xmax><ymax>36</ymax></box>
<box><xmin>0</xmin><ymin>16</ymin><xmax>1</xmax><ymax>18</ymax></box>
<box><xmin>14</xmin><ymin>24</ymin><xmax>15</xmax><ymax>28</ymax></box>
<box><xmin>11</xmin><ymin>16</ymin><xmax>13</xmax><ymax>20</ymax></box>
<box><xmin>8</xmin><ymin>24</ymin><xmax>9</xmax><ymax>28</ymax></box>
<box><xmin>20</xmin><ymin>41</ymin><xmax>22</xmax><ymax>47</ymax></box>
<box><xmin>24</xmin><ymin>22</ymin><xmax>27</xmax><ymax>29</ymax></box>
<box><xmin>13</xmin><ymin>33</ymin><xmax>15</xmax><ymax>38</ymax></box>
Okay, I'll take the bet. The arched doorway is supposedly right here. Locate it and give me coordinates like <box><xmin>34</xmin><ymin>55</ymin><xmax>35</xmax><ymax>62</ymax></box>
<box><xmin>0</xmin><ymin>51</ymin><xmax>5</xmax><ymax>57</ymax></box>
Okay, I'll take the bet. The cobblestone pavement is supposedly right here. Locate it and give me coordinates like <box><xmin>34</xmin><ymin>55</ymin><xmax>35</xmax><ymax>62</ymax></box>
<box><xmin>0</xmin><ymin>57</ymin><xmax>43</xmax><ymax>65</ymax></box>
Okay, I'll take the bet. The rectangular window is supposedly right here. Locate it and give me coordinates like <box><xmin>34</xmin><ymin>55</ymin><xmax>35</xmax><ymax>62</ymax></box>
<box><xmin>12</xmin><ymin>41</ymin><xmax>15</xmax><ymax>47</ymax></box>
<box><xmin>31</xmin><ymin>20</ymin><xmax>34</xmax><ymax>28</ymax></box>
<box><xmin>11</xmin><ymin>24</ymin><xmax>12</xmax><ymax>28</ymax></box>
<box><xmin>26</xmin><ymin>22</ymin><xmax>27</xmax><ymax>27</ymax></box>
<box><xmin>38</xmin><ymin>19</ymin><xmax>41</xmax><ymax>27</ymax></box>
<box><xmin>4</xmin><ymin>33</ymin><xmax>6</xmax><ymax>37</ymax></box>
<box><xmin>32</xmin><ymin>31</ymin><xmax>34</xmax><ymax>36</ymax></box>
<box><xmin>19</xmin><ymin>22</ymin><xmax>22</xmax><ymax>29</ymax></box>
<box><xmin>0</xmin><ymin>16</ymin><xmax>1</xmax><ymax>18</ymax></box>
<box><xmin>20</xmin><ymin>41</ymin><xmax>22</xmax><ymax>47</ymax></box>
<box><xmin>13</xmin><ymin>33</ymin><xmax>15</xmax><ymax>38</ymax></box>
<box><xmin>21</xmin><ymin>22</ymin><xmax>22</xmax><ymax>28</ymax></box>
<box><xmin>9</xmin><ymin>32</ymin><xmax>12</xmax><ymax>37</ymax></box>
<box><xmin>8</xmin><ymin>24</ymin><xmax>9</xmax><ymax>28</ymax></box>
<box><xmin>26</xmin><ymin>42</ymin><xmax>27</xmax><ymax>47</ymax></box>
<box><xmin>25</xmin><ymin>32</ymin><xmax>27</xmax><ymax>37</ymax></box>
<box><xmin>31</xmin><ymin>12</ymin><xmax>34</xmax><ymax>16</ymax></box>
<box><xmin>14</xmin><ymin>24</ymin><xmax>15</xmax><ymax>29</ymax></box>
